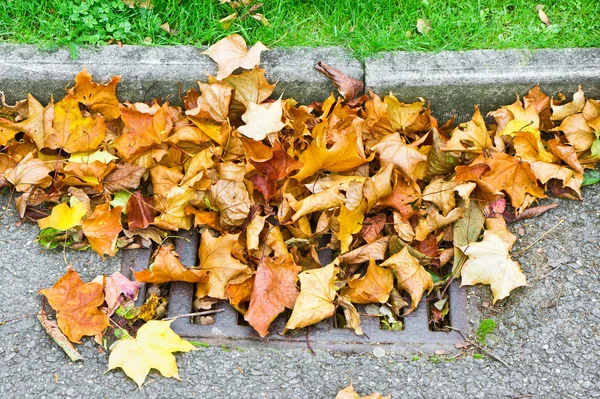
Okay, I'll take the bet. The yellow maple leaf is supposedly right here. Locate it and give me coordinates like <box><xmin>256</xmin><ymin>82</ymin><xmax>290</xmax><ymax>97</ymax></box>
<box><xmin>340</xmin><ymin>258</ymin><xmax>393</xmax><ymax>304</ymax></box>
<box><xmin>202</xmin><ymin>34</ymin><xmax>268</xmax><ymax>80</ymax></box>
<box><xmin>68</xmin><ymin>150</ymin><xmax>119</xmax><ymax>164</ymax></box>
<box><xmin>441</xmin><ymin>106</ymin><xmax>492</xmax><ymax>153</ymax></box>
<box><xmin>293</xmin><ymin>130</ymin><xmax>370</xmax><ymax>182</ymax></box>
<box><xmin>37</xmin><ymin>201</ymin><xmax>87</xmax><ymax>231</ymax></box>
<box><xmin>285</xmin><ymin>263</ymin><xmax>337</xmax><ymax>331</ymax></box>
<box><xmin>107</xmin><ymin>320</ymin><xmax>196</xmax><ymax>388</ymax></box>
<box><xmin>196</xmin><ymin>231</ymin><xmax>252</xmax><ymax>299</ymax></box>
<box><xmin>381</xmin><ymin>246</ymin><xmax>433</xmax><ymax>313</ymax></box>
<box><xmin>237</xmin><ymin>99</ymin><xmax>286</xmax><ymax>141</ymax></box>
<box><xmin>460</xmin><ymin>230</ymin><xmax>527</xmax><ymax>303</ymax></box>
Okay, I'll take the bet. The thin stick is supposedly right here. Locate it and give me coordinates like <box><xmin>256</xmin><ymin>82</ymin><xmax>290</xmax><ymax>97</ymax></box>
<box><xmin>305</xmin><ymin>326</ymin><xmax>315</xmax><ymax>355</ymax></box>
<box><xmin>514</xmin><ymin>219</ymin><xmax>564</xmax><ymax>256</ymax></box>
<box><xmin>446</xmin><ymin>326</ymin><xmax>510</xmax><ymax>368</ymax></box>
<box><xmin>0</xmin><ymin>312</ymin><xmax>41</xmax><ymax>326</ymax></box>
<box><xmin>163</xmin><ymin>309</ymin><xmax>224</xmax><ymax>321</ymax></box>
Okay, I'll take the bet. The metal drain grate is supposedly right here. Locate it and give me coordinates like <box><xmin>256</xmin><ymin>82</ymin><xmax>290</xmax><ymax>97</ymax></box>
<box><xmin>121</xmin><ymin>229</ymin><xmax>475</xmax><ymax>352</ymax></box>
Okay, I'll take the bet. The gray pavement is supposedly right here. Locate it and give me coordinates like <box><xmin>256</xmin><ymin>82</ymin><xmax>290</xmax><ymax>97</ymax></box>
<box><xmin>1</xmin><ymin>182</ymin><xmax>599</xmax><ymax>398</ymax></box>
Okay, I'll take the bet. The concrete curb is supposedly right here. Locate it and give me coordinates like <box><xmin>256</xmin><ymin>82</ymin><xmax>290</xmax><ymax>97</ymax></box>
<box><xmin>0</xmin><ymin>45</ymin><xmax>599</xmax><ymax>120</ymax></box>
<box><xmin>366</xmin><ymin>48</ymin><xmax>600</xmax><ymax>122</ymax></box>
<box><xmin>0</xmin><ymin>45</ymin><xmax>363</xmax><ymax>106</ymax></box>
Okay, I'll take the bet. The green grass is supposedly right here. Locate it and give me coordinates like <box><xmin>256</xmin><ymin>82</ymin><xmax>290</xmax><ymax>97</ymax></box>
<box><xmin>1</xmin><ymin>0</ymin><xmax>599</xmax><ymax>59</ymax></box>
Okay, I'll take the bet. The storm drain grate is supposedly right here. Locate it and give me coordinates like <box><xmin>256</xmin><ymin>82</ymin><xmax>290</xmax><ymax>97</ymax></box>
<box><xmin>121</xmin><ymin>229</ymin><xmax>475</xmax><ymax>352</ymax></box>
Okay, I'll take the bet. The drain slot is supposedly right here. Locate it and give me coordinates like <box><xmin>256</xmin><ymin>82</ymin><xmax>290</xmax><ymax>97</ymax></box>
<box><xmin>122</xmin><ymin>228</ymin><xmax>474</xmax><ymax>352</ymax></box>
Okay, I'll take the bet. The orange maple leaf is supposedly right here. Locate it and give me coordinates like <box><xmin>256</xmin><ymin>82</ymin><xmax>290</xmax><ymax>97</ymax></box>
<box><xmin>245</xmin><ymin>255</ymin><xmax>301</xmax><ymax>337</ymax></box>
<box><xmin>134</xmin><ymin>243</ymin><xmax>209</xmax><ymax>284</ymax></box>
<box><xmin>39</xmin><ymin>266</ymin><xmax>109</xmax><ymax>343</ymax></box>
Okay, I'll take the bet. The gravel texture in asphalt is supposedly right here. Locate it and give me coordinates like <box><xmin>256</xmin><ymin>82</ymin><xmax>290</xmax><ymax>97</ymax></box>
<box><xmin>0</xmin><ymin>184</ymin><xmax>599</xmax><ymax>398</ymax></box>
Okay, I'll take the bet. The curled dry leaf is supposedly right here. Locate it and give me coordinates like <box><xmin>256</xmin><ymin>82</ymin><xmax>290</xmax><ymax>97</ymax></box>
<box><xmin>314</xmin><ymin>61</ymin><xmax>364</xmax><ymax>100</ymax></box>
<box><xmin>93</xmin><ymin>271</ymin><xmax>141</xmax><ymax>316</ymax></box>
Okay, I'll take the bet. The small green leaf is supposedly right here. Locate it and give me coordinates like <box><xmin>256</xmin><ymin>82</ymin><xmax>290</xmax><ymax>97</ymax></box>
<box><xmin>204</xmin><ymin>197</ymin><xmax>218</xmax><ymax>212</ymax></box>
<box><xmin>582</xmin><ymin>170</ymin><xmax>600</xmax><ymax>187</ymax></box>
<box><xmin>111</xmin><ymin>190</ymin><xmax>132</xmax><ymax>212</ymax></box>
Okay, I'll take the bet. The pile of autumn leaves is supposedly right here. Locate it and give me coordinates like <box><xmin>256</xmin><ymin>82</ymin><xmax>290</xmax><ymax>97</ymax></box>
<box><xmin>2</xmin><ymin>34</ymin><xmax>599</xmax><ymax>387</ymax></box>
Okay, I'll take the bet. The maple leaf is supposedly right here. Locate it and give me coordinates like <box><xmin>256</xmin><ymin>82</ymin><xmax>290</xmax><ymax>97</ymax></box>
<box><xmin>338</xmin><ymin>296</ymin><xmax>363</xmax><ymax>335</ymax></box>
<box><xmin>4</xmin><ymin>152</ymin><xmax>53</xmax><ymax>192</ymax></box>
<box><xmin>371</xmin><ymin>133</ymin><xmax>427</xmax><ymax>179</ymax></box>
<box><xmin>208</xmin><ymin>179</ymin><xmax>252</xmax><ymax>228</ymax></box>
<box><xmin>153</xmin><ymin>186</ymin><xmax>195</xmax><ymax>231</ymax></box>
<box><xmin>92</xmin><ymin>271</ymin><xmax>141</xmax><ymax>316</ymax></box>
<box><xmin>381</xmin><ymin>246</ymin><xmax>433</xmax><ymax>313</ymax></box>
<box><xmin>112</xmin><ymin>103</ymin><xmax>173</xmax><ymax>162</ymax></box>
<box><xmin>185</xmin><ymin>81</ymin><xmax>232</xmax><ymax>123</ymax></box>
<box><xmin>460</xmin><ymin>231</ymin><xmax>527</xmax><ymax>303</ymax></box>
<box><xmin>421</xmin><ymin>177</ymin><xmax>456</xmax><ymax>216</ymax></box>
<box><xmin>441</xmin><ymin>106</ymin><xmax>492</xmax><ymax>153</ymax></box>
<box><xmin>73</xmin><ymin>68</ymin><xmax>121</xmax><ymax>120</ymax></box>
<box><xmin>245</xmin><ymin>255</ymin><xmax>302</xmax><ymax>337</ymax></box>
<box><xmin>39</xmin><ymin>266</ymin><xmax>109</xmax><ymax>343</ymax></box>
<box><xmin>336</xmin><ymin>203</ymin><xmax>366</xmax><ymax>254</ymax></box>
<box><xmin>103</xmin><ymin>164</ymin><xmax>146</xmax><ymax>193</ymax></box>
<box><xmin>107</xmin><ymin>320</ymin><xmax>196</xmax><ymax>388</ymax></box>
<box><xmin>246</xmin><ymin>214</ymin><xmax>266</xmax><ymax>251</ymax></box>
<box><xmin>226</xmin><ymin>275</ymin><xmax>255</xmax><ymax>308</ymax></box>
<box><xmin>452</xmin><ymin>200</ymin><xmax>485</xmax><ymax>276</ymax></box>
<box><xmin>249</xmin><ymin>140</ymin><xmax>302</xmax><ymax>194</ymax></box>
<box><xmin>551</xmin><ymin>86</ymin><xmax>585</xmax><ymax>121</ymax></box>
<box><xmin>222</xmin><ymin>68</ymin><xmax>276</xmax><ymax>110</ymax></box>
<box><xmin>340</xmin><ymin>258</ymin><xmax>393</xmax><ymax>304</ymax></box>
<box><xmin>285</xmin><ymin>263</ymin><xmax>337</xmax><ymax>331</ymax></box>
<box><xmin>202</xmin><ymin>34</ymin><xmax>268</xmax><ymax>80</ymax></box>
<box><xmin>196</xmin><ymin>231</ymin><xmax>252</xmax><ymax>299</ymax></box>
<box><xmin>0</xmin><ymin>94</ymin><xmax>47</xmax><ymax>149</ymax></box>
<box><xmin>69</xmin><ymin>150</ymin><xmax>119</xmax><ymax>164</ymax></box>
<box><xmin>37</xmin><ymin>201</ymin><xmax>87</xmax><ymax>231</ymax></box>
<box><xmin>338</xmin><ymin>236</ymin><xmax>390</xmax><ymax>264</ymax></box>
<box><xmin>481</xmin><ymin>152</ymin><xmax>546</xmax><ymax>209</ymax></box>
<box><xmin>294</xmin><ymin>130</ymin><xmax>370</xmax><ymax>182</ymax></box>
<box><xmin>134</xmin><ymin>243</ymin><xmax>208</xmax><ymax>284</ymax></box>
<box><xmin>44</xmin><ymin>93</ymin><xmax>106</xmax><ymax>153</ymax></box>
<box><xmin>414</xmin><ymin>207</ymin><xmax>465</xmax><ymax>241</ymax></box>
<box><xmin>238</xmin><ymin>99</ymin><xmax>286</xmax><ymax>141</ymax></box>
<box><xmin>291</xmin><ymin>186</ymin><xmax>344</xmax><ymax>222</ymax></box>
<box><xmin>82</xmin><ymin>203</ymin><xmax>123</xmax><ymax>257</ymax></box>
<box><xmin>126</xmin><ymin>191</ymin><xmax>157</xmax><ymax>230</ymax></box>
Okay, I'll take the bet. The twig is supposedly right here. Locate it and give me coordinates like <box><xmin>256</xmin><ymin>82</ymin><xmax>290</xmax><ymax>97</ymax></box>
<box><xmin>0</xmin><ymin>312</ymin><xmax>41</xmax><ymax>326</ymax></box>
<box><xmin>163</xmin><ymin>309</ymin><xmax>224</xmax><ymax>321</ymax></box>
<box><xmin>446</xmin><ymin>326</ymin><xmax>510</xmax><ymax>368</ymax></box>
<box><xmin>305</xmin><ymin>326</ymin><xmax>315</xmax><ymax>355</ymax></box>
<box><xmin>514</xmin><ymin>219</ymin><xmax>564</xmax><ymax>255</ymax></box>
